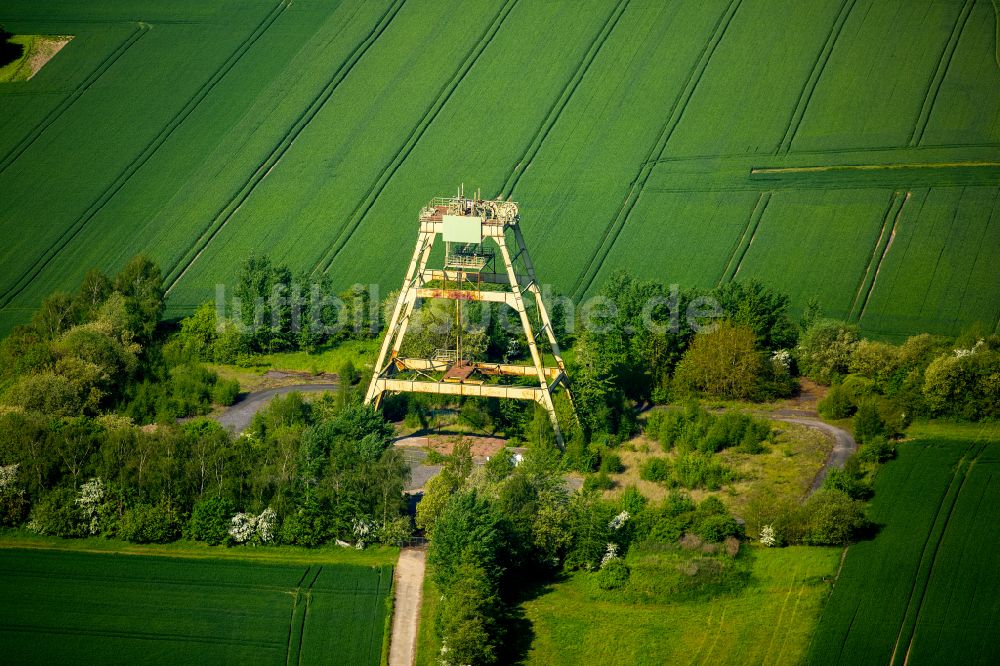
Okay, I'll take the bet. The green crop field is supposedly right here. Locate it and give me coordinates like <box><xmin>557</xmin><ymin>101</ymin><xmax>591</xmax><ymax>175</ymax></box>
<box><xmin>0</xmin><ymin>547</ymin><xmax>392</xmax><ymax>664</ymax></box>
<box><xmin>519</xmin><ymin>546</ymin><xmax>841</xmax><ymax>666</ymax></box>
<box><xmin>1</xmin><ymin>0</ymin><xmax>998</xmax><ymax>339</ymax></box>
<box><xmin>807</xmin><ymin>423</ymin><xmax>1000</xmax><ymax>665</ymax></box>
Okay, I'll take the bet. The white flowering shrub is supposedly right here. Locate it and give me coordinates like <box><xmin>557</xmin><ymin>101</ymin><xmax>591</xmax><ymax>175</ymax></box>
<box><xmin>771</xmin><ymin>349</ymin><xmax>792</xmax><ymax>370</ymax></box>
<box><xmin>353</xmin><ymin>518</ymin><xmax>374</xmax><ymax>549</ymax></box>
<box><xmin>228</xmin><ymin>512</ymin><xmax>255</xmax><ymax>544</ymax></box>
<box><xmin>0</xmin><ymin>463</ymin><xmax>27</xmax><ymax>526</ymax></box>
<box><xmin>229</xmin><ymin>508</ymin><xmax>278</xmax><ymax>545</ymax></box>
<box><xmin>0</xmin><ymin>463</ymin><xmax>19</xmax><ymax>490</ymax></box>
<box><xmin>600</xmin><ymin>542</ymin><xmax>619</xmax><ymax>568</ymax></box>
<box><xmin>608</xmin><ymin>511</ymin><xmax>629</xmax><ymax>531</ymax></box>
<box><xmin>76</xmin><ymin>477</ymin><xmax>105</xmax><ymax>535</ymax></box>
<box><xmin>257</xmin><ymin>508</ymin><xmax>277</xmax><ymax>544</ymax></box>
<box><xmin>759</xmin><ymin>524</ymin><xmax>776</xmax><ymax>548</ymax></box>
<box><xmin>954</xmin><ymin>339</ymin><xmax>984</xmax><ymax>358</ymax></box>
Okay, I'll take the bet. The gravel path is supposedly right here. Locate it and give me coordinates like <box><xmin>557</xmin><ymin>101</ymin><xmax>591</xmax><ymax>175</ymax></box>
<box><xmin>389</xmin><ymin>548</ymin><xmax>426</xmax><ymax>666</ymax></box>
<box><xmin>212</xmin><ymin>383</ymin><xmax>339</xmax><ymax>433</ymax></box>
<box><xmin>767</xmin><ymin>413</ymin><xmax>857</xmax><ymax>493</ymax></box>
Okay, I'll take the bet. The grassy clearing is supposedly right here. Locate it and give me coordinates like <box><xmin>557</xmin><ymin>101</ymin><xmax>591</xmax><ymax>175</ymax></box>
<box><xmin>806</xmin><ymin>423</ymin><xmax>1000</xmax><ymax>664</ymax></box>
<box><xmin>605</xmin><ymin>419</ymin><xmax>831</xmax><ymax>514</ymax></box>
<box><xmin>523</xmin><ymin>546</ymin><xmax>840</xmax><ymax>665</ymax></box>
<box><xmin>0</xmin><ymin>545</ymin><xmax>393</xmax><ymax>664</ymax></box>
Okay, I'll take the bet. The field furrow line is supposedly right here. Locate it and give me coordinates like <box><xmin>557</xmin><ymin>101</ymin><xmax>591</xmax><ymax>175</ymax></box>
<box><xmin>163</xmin><ymin>0</ymin><xmax>408</xmax><ymax>292</ymax></box>
<box><xmin>0</xmin><ymin>1</ymin><xmax>291</xmax><ymax>309</ymax></box>
<box><xmin>908</xmin><ymin>0</ymin><xmax>977</xmax><ymax>147</ymax></box>
<box><xmin>718</xmin><ymin>191</ymin><xmax>769</xmax><ymax>286</ymax></box>
<box><xmin>497</xmin><ymin>0</ymin><xmax>631</xmax><ymax>200</ymax></box>
<box><xmin>294</xmin><ymin>565</ymin><xmax>323</xmax><ymax>666</ymax></box>
<box><xmin>313</xmin><ymin>0</ymin><xmax>520</xmax><ymax>276</ymax></box>
<box><xmin>917</xmin><ymin>188</ymin><xmax>961</xmax><ymax>317</ymax></box>
<box><xmin>728</xmin><ymin>190</ymin><xmax>771</xmax><ymax>282</ymax></box>
<box><xmin>849</xmin><ymin>190</ymin><xmax>907</xmax><ymax>321</ymax></box>
<box><xmin>776</xmin><ymin>0</ymin><xmax>856</xmax><ymax>155</ymax></box>
<box><xmin>284</xmin><ymin>566</ymin><xmax>309</xmax><ymax>666</ymax></box>
<box><xmin>0</xmin><ymin>22</ymin><xmax>151</xmax><ymax>175</ymax></box>
<box><xmin>571</xmin><ymin>0</ymin><xmax>744</xmax><ymax>300</ymax></box>
<box><xmin>953</xmin><ymin>187</ymin><xmax>1000</xmax><ymax>331</ymax></box>
<box><xmin>888</xmin><ymin>443</ymin><xmax>986</xmax><ymax>666</ymax></box>
<box><xmin>762</xmin><ymin>563</ymin><xmax>802</xmax><ymax>665</ymax></box>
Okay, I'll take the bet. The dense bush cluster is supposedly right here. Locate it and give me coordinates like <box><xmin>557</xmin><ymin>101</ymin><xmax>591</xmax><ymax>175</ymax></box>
<box><xmin>0</xmin><ymin>394</ymin><xmax>410</xmax><ymax>547</ymax></box>
<box><xmin>806</xmin><ymin>324</ymin><xmax>1000</xmax><ymax>422</ymax></box>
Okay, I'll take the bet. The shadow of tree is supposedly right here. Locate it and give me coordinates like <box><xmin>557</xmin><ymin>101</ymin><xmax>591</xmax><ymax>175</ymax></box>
<box><xmin>0</xmin><ymin>27</ymin><xmax>24</xmax><ymax>69</ymax></box>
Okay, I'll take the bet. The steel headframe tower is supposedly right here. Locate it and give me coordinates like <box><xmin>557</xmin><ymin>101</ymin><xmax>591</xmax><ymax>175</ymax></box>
<box><xmin>365</xmin><ymin>187</ymin><xmax>574</xmax><ymax>447</ymax></box>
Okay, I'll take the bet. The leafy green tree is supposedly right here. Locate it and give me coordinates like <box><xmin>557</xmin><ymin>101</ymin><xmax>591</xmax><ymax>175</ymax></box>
<box><xmin>802</xmin><ymin>489</ymin><xmax>869</xmax><ymax>545</ymax></box>
<box><xmin>28</xmin><ymin>487</ymin><xmax>85</xmax><ymax>537</ymax></box>
<box><xmin>796</xmin><ymin>319</ymin><xmax>858</xmax><ymax>384</ymax></box>
<box><xmin>429</xmin><ymin>489</ymin><xmax>509</xmax><ymax>590</ymax></box>
<box><xmin>112</xmin><ymin>255</ymin><xmax>164</xmax><ymax>343</ymax></box>
<box><xmin>436</xmin><ymin>557</ymin><xmax>504</xmax><ymax>665</ymax></box>
<box><xmin>712</xmin><ymin>279</ymin><xmax>797</xmax><ymax>350</ymax></box>
<box><xmin>853</xmin><ymin>398</ymin><xmax>888</xmax><ymax>445</ymax></box>
<box><xmin>672</xmin><ymin>321</ymin><xmax>764</xmax><ymax>400</ymax></box>
<box><xmin>188</xmin><ymin>497</ymin><xmax>236</xmax><ymax>545</ymax></box>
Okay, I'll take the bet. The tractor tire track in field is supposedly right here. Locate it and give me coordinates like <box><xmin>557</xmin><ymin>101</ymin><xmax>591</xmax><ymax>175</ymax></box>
<box><xmin>0</xmin><ymin>23</ymin><xmax>151</xmax><ymax>175</ymax></box>
<box><xmin>313</xmin><ymin>0</ymin><xmax>520</xmax><ymax>276</ymax></box>
<box><xmin>164</xmin><ymin>0</ymin><xmax>408</xmax><ymax>293</ymax></box>
<box><xmin>719</xmin><ymin>190</ymin><xmax>770</xmax><ymax>285</ymax></box>
<box><xmin>571</xmin><ymin>0</ymin><xmax>744</xmax><ymax>300</ymax></box>
<box><xmin>888</xmin><ymin>442</ymin><xmax>986</xmax><ymax>666</ymax></box>
<box><xmin>284</xmin><ymin>566</ymin><xmax>311</xmax><ymax>666</ymax></box>
<box><xmin>776</xmin><ymin>0</ymin><xmax>856</xmax><ymax>155</ymax></box>
<box><xmin>496</xmin><ymin>0</ymin><xmax>631</xmax><ymax>200</ymax></box>
<box><xmin>762</xmin><ymin>562</ymin><xmax>803</xmax><ymax>666</ymax></box>
<box><xmin>288</xmin><ymin>565</ymin><xmax>322</xmax><ymax>666</ymax></box>
<box><xmin>908</xmin><ymin>0</ymin><xmax>977</xmax><ymax>147</ymax></box>
<box><xmin>849</xmin><ymin>190</ymin><xmax>908</xmax><ymax>322</ymax></box>
<box><xmin>0</xmin><ymin>1</ymin><xmax>291</xmax><ymax>310</ymax></box>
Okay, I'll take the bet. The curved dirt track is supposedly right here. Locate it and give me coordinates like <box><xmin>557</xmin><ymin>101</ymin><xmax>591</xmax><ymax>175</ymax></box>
<box><xmin>211</xmin><ymin>383</ymin><xmax>339</xmax><ymax>433</ymax></box>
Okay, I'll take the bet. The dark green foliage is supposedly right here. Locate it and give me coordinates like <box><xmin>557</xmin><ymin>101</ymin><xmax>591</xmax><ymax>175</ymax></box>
<box><xmin>646</xmin><ymin>405</ymin><xmax>771</xmax><ymax>455</ymax></box>
<box><xmin>112</xmin><ymin>255</ymin><xmax>165</xmax><ymax>344</ymax></box>
<box><xmin>853</xmin><ymin>398</ymin><xmax>888</xmax><ymax>445</ymax></box>
<box><xmin>672</xmin><ymin>452</ymin><xmax>736</xmax><ymax>490</ymax></box>
<box><xmin>211</xmin><ymin>378</ymin><xmax>240</xmax><ymax>406</ymax></box>
<box><xmin>428</xmin><ymin>490</ymin><xmax>508</xmax><ymax>590</ymax></box>
<box><xmin>796</xmin><ymin>320</ymin><xmax>858</xmax><ymax>385</ymax></box>
<box><xmin>695</xmin><ymin>514</ymin><xmax>743</xmax><ymax>543</ymax></box>
<box><xmin>822</xmin><ymin>466</ymin><xmax>873</xmax><ymax>500</ymax></box>
<box><xmin>597</xmin><ymin>558</ymin><xmax>630</xmax><ymax>590</ymax></box>
<box><xmin>599</xmin><ymin>451</ymin><xmax>624</xmax><ymax>474</ymax></box>
<box><xmin>583</xmin><ymin>471</ymin><xmax>614</xmax><ymax>491</ymax></box>
<box><xmin>818</xmin><ymin>381</ymin><xmax>856</xmax><ymax>419</ymax></box>
<box><xmin>436</xmin><ymin>556</ymin><xmax>504</xmax><ymax>665</ymax></box>
<box><xmin>188</xmin><ymin>497</ymin><xmax>236</xmax><ymax>545</ymax></box>
<box><xmin>711</xmin><ymin>279</ymin><xmax>797</xmax><ymax>351</ymax></box>
<box><xmin>279</xmin><ymin>495</ymin><xmax>330</xmax><ymax>547</ymax></box>
<box><xmin>117</xmin><ymin>500</ymin><xmax>182</xmax><ymax>543</ymax></box>
<box><xmin>27</xmin><ymin>487</ymin><xmax>84</xmax><ymax>537</ymax></box>
<box><xmin>856</xmin><ymin>436</ymin><xmax>895</xmax><ymax>465</ymax></box>
<box><xmin>338</xmin><ymin>359</ymin><xmax>360</xmax><ymax>385</ymax></box>
<box><xmin>802</xmin><ymin>490</ymin><xmax>870</xmax><ymax>545</ymax></box>
<box><xmin>639</xmin><ymin>457</ymin><xmax>672</xmax><ymax>483</ymax></box>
